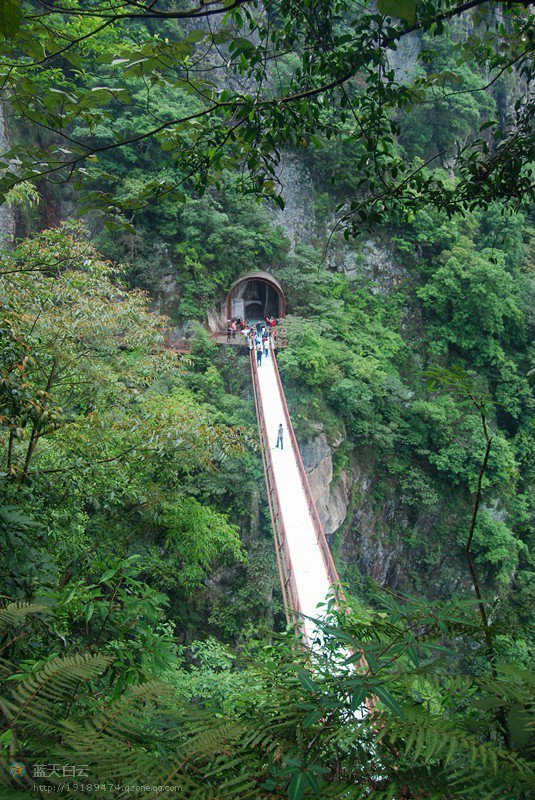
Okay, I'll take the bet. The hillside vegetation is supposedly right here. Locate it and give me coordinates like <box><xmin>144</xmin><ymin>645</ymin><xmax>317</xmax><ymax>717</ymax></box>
<box><xmin>0</xmin><ymin>1</ymin><xmax>533</xmax><ymax>798</ymax></box>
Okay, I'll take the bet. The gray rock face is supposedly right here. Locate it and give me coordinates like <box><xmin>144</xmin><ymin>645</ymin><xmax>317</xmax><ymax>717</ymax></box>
<box><xmin>206</xmin><ymin>305</ymin><xmax>225</xmax><ymax>332</ymax></box>
<box><xmin>301</xmin><ymin>432</ymin><xmax>469</xmax><ymax>597</ymax></box>
<box><xmin>269</xmin><ymin>155</ymin><xmax>407</xmax><ymax>299</ymax></box>
<box><xmin>0</xmin><ymin>103</ymin><xmax>14</xmax><ymax>248</ymax></box>
<box><xmin>341</xmin><ymin>238</ymin><xmax>405</xmax><ymax>294</ymax></box>
<box><xmin>387</xmin><ymin>31</ymin><xmax>420</xmax><ymax>83</ymax></box>
<box><xmin>301</xmin><ymin>433</ymin><xmax>350</xmax><ymax>536</ymax></box>
<box><xmin>301</xmin><ymin>433</ymin><xmax>399</xmax><ymax>589</ymax></box>
<box><xmin>302</xmin><ymin>435</ymin><xmax>403</xmax><ymax>589</ymax></box>
<box><xmin>159</xmin><ymin>273</ymin><xmax>177</xmax><ymax>297</ymax></box>
<box><xmin>272</xmin><ymin>154</ymin><xmax>316</xmax><ymax>251</ymax></box>
<box><xmin>353</xmin><ymin>499</ymin><xmax>405</xmax><ymax>588</ymax></box>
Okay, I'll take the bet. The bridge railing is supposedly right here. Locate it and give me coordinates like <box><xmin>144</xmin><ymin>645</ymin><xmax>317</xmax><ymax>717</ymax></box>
<box><xmin>254</xmin><ymin>341</ymin><xmax>371</xmax><ymax>688</ymax></box>
<box><xmin>249</xmin><ymin>347</ymin><xmax>304</xmax><ymax>638</ymax></box>
<box><xmin>270</xmin><ymin>343</ymin><xmax>344</xmax><ymax>605</ymax></box>
<box><xmin>271</xmin><ymin>343</ymin><xmax>373</xmax><ymax>675</ymax></box>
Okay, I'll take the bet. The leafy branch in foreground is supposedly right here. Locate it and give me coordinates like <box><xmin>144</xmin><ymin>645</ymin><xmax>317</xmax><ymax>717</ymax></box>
<box><xmin>425</xmin><ymin>365</ymin><xmax>520</xmax><ymax>747</ymax></box>
<box><xmin>0</xmin><ymin>1</ymin><xmax>532</xmax><ymax>228</ymax></box>
<box><xmin>425</xmin><ymin>367</ymin><xmax>494</xmax><ymax>626</ymax></box>
<box><xmin>0</xmin><ymin>594</ymin><xmax>533</xmax><ymax>798</ymax></box>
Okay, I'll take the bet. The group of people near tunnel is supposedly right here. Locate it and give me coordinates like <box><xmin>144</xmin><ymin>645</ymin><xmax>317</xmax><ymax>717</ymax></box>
<box><xmin>226</xmin><ymin>317</ymin><xmax>278</xmax><ymax>367</ymax></box>
<box><xmin>248</xmin><ymin>319</ymin><xmax>276</xmax><ymax>365</ymax></box>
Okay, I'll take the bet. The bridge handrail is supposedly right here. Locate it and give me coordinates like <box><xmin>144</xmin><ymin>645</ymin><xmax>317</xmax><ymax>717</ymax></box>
<box><xmin>249</xmin><ymin>347</ymin><xmax>305</xmax><ymax>639</ymax></box>
<box><xmin>270</xmin><ymin>343</ymin><xmax>344</xmax><ymax>605</ymax></box>
<box><xmin>271</xmin><ymin>343</ymin><xmax>373</xmax><ymax>677</ymax></box>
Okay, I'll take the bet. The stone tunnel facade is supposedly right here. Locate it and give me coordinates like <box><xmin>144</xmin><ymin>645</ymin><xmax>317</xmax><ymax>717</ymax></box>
<box><xmin>225</xmin><ymin>271</ymin><xmax>285</xmax><ymax>323</ymax></box>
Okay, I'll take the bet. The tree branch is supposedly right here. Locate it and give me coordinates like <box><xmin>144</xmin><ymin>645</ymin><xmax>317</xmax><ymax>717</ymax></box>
<box><xmin>465</xmin><ymin>410</ymin><xmax>493</xmax><ymax>633</ymax></box>
<box><xmin>32</xmin><ymin>0</ymin><xmax>252</xmax><ymax>21</ymax></box>
<box><xmin>19</xmin><ymin>357</ymin><xmax>57</xmax><ymax>481</ymax></box>
<box><xmin>465</xmin><ymin>402</ymin><xmax>512</xmax><ymax>749</ymax></box>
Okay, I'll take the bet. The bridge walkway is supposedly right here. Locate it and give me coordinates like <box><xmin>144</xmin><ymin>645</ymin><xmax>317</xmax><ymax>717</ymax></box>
<box><xmin>250</xmin><ymin>341</ymin><xmax>340</xmax><ymax>643</ymax></box>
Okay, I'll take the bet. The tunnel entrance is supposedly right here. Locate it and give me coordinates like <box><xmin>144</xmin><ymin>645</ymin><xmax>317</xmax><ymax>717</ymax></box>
<box><xmin>226</xmin><ymin>271</ymin><xmax>285</xmax><ymax>322</ymax></box>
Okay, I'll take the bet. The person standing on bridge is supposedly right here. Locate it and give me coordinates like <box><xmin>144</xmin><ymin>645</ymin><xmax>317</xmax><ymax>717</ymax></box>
<box><xmin>256</xmin><ymin>340</ymin><xmax>262</xmax><ymax>366</ymax></box>
<box><xmin>262</xmin><ymin>330</ymin><xmax>269</xmax><ymax>358</ymax></box>
<box><xmin>226</xmin><ymin>321</ymin><xmax>232</xmax><ymax>343</ymax></box>
<box><xmin>276</xmin><ymin>423</ymin><xmax>284</xmax><ymax>450</ymax></box>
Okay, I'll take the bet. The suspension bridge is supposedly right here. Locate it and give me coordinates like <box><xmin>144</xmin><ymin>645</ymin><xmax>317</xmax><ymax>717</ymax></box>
<box><xmin>250</xmin><ymin>339</ymin><xmax>341</xmax><ymax>642</ymax></box>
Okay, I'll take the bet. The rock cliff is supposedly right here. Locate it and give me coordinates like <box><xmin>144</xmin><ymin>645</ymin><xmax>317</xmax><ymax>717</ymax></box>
<box><xmin>0</xmin><ymin>103</ymin><xmax>14</xmax><ymax>248</ymax></box>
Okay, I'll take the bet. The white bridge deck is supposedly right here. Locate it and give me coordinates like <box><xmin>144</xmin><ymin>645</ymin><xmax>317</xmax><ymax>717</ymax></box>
<box><xmin>253</xmin><ymin>344</ymin><xmax>333</xmax><ymax>642</ymax></box>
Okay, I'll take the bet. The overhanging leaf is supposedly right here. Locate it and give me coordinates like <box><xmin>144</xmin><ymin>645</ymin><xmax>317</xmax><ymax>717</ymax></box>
<box><xmin>375</xmin><ymin>685</ymin><xmax>404</xmax><ymax>718</ymax></box>
<box><xmin>288</xmin><ymin>770</ymin><xmax>307</xmax><ymax>800</ymax></box>
<box><xmin>297</xmin><ymin>669</ymin><xmax>319</xmax><ymax>694</ymax></box>
<box><xmin>377</xmin><ymin>0</ymin><xmax>418</xmax><ymax>23</ymax></box>
<box><xmin>0</xmin><ymin>0</ymin><xmax>22</xmax><ymax>39</ymax></box>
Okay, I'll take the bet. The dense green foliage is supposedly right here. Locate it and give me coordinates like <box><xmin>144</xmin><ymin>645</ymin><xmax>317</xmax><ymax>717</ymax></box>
<box><xmin>0</xmin><ymin>225</ymin><xmax>281</xmax><ymax>652</ymax></box>
<box><xmin>0</xmin><ymin>1</ymin><xmax>533</xmax><ymax>798</ymax></box>
<box><xmin>0</xmin><ymin>1</ymin><xmax>533</xmax><ymax>224</ymax></box>
<box><xmin>1</xmin><ymin>596</ymin><xmax>533</xmax><ymax>798</ymax></box>
<box><xmin>276</xmin><ymin>202</ymin><xmax>533</xmax><ymax>660</ymax></box>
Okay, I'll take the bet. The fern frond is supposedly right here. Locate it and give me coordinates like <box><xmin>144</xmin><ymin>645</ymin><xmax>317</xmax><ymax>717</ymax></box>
<box><xmin>0</xmin><ymin>602</ymin><xmax>48</xmax><ymax>634</ymax></box>
<box><xmin>378</xmin><ymin>707</ymin><xmax>534</xmax><ymax>796</ymax></box>
<box><xmin>1</xmin><ymin>653</ymin><xmax>111</xmax><ymax>731</ymax></box>
<box><xmin>70</xmin><ymin>679</ymin><xmax>175</xmax><ymax>752</ymax></box>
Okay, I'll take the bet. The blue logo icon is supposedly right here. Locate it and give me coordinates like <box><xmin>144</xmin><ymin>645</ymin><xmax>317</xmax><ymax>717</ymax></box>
<box><xmin>9</xmin><ymin>761</ymin><xmax>26</xmax><ymax>777</ymax></box>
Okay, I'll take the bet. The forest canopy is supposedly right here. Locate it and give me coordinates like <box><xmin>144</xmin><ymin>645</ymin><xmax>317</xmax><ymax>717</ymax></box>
<box><xmin>0</xmin><ymin>0</ymin><xmax>533</xmax><ymax>229</ymax></box>
<box><xmin>0</xmin><ymin>1</ymin><xmax>534</xmax><ymax>799</ymax></box>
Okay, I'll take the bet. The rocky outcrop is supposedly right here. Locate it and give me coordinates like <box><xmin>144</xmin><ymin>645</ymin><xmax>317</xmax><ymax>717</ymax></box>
<box><xmin>345</xmin><ymin>494</ymin><xmax>407</xmax><ymax>589</ymax></box>
<box><xmin>301</xmin><ymin>432</ymin><xmax>351</xmax><ymax>535</ymax></box>
<box><xmin>301</xmin><ymin>432</ymin><xmax>402</xmax><ymax>585</ymax></box>
<box><xmin>387</xmin><ymin>31</ymin><xmax>420</xmax><ymax>83</ymax></box>
<box><xmin>0</xmin><ymin>102</ymin><xmax>14</xmax><ymax>248</ymax></box>
<box><xmin>340</xmin><ymin>238</ymin><xmax>406</xmax><ymax>294</ymax></box>
<box><xmin>272</xmin><ymin>153</ymin><xmax>317</xmax><ymax>251</ymax></box>
<box><xmin>301</xmin><ymin>430</ymin><xmax>463</xmax><ymax>596</ymax></box>
<box><xmin>155</xmin><ymin>273</ymin><xmax>178</xmax><ymax>315</ymax></box>
<box><xmin>301</xmin><ymin>431</ymin><xmax>404</xmax><ymax>585</ymax></box>
<box><xmin>206</xmin><ymin>305</ymin><xmax>225</xmax><ymax>332</ymax></box>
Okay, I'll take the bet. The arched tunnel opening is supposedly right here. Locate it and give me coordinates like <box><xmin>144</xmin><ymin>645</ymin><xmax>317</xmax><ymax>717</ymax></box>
<box><xmin>226</xmin><ymin>271</ymin><xmax>285</xmax><ymax>323</ymax></box>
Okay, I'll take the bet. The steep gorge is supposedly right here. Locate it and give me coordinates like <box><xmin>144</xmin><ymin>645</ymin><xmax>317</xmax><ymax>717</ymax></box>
<box><xmin>1</xmin><ymin>3</ymin><xmax>533</xmax><ymax>794</ymax></box>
